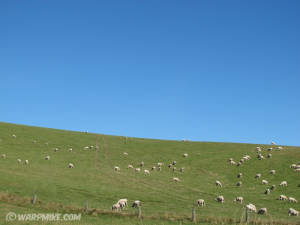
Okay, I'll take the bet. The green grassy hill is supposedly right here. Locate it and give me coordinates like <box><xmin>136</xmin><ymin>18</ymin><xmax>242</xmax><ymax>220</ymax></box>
<box><xmin>0</xmin><ymin>122</ymin><xmax>299</xmax><ymax>225</ymax></box>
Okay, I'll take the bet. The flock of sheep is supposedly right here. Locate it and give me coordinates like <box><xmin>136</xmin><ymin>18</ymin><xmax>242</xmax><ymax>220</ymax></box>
<box><xmin>2</xmin><ymin>134</ymin><xmax>299</xmax><ymax>218</ymax></box>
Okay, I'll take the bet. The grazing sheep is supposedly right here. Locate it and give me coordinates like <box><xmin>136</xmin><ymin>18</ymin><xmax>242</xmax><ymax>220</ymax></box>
<box><xmin>83</xmin><ymin>146</ymin><xmax>89</xmax><ymax>150</ymax></box>
<box><xmin>234</xmin><ymin>197</ymin><xmax>243</xmax><ymax>204</ymax></box>
<box><xmin>180</xmin><ymin>167</ymin><xmax>184</xmax><ymax>173</ymax></box>
<box><xmin>243</xmin><ymin>155</ymin><xmax>251</xmax><ymax>161</ymax></box>
<box><xmin>183</xmin><ymin>153</ymin><xmax>188</xmax><ymax>158</ymax></box>
<box><xmin>240</xmin><ymin>158</ymin><xmax>245</xmax><ymax>163</ymax></box>
<box><xmin>140</xmin><ymin>161</ymin><xmax>144</xmax><ymax>167</ymax></box>
<box><xmin>295</xmin><ymin>168</ymin><xmax>300</xmax><ymax>172</ymax></box>
<box><xmin>216</xmin><ymin>196</ymin><xmax>224</xmax><ymax>203</ymax></box>
<box><xmin>112</xmin><ymin>203</ymin><xmax>120</xmax><ymax>211</ymax></box>
<box><xmin>228</xmin><ymin>158</ymin><xmax>233</xmax><ymax>162</ymax></box>
<box><xmin>280</xmin><ymin>181</ymin><xmax>287</xmax><ymax>187</ymax></box>
<box><xmin>289</xmin><ymin>197</ymin><xmax>297</xmax><ymax>203</ymax></box>
<box><xmin>197</xmin><ymin>199</ymin><xmax>205</xmax><ymax>207</ymax></box>
<box><xmin>216</xmin><ymin>180</ymin><xmax>222</xmax><ymax>187</ymax></box>
<box><xmin>262</xmin><ymin>180</ymin><xmax>268</xmax><ymax>185</ymax></box>
<box><xmin>151</xmin><ymin>166</ymin><xmax>156</xmax><ymax>171</ymax></box>
<box><xmin>258</xmin><ymin>208</ymin><xmax>267</xmax><ymax>215</ymax></box>
<box><xmin>237</xmin><ymin>173</ymin><xmax>242</xmax><ymax>178</ymax></box>
<box><xmin>277</xmin><ymin>146</ymin><xmax>283</xmax><ymax>150</ymax></box>
<box><xmin>123</xmin><ymin>152</ymin><xmax>128</xmax><ymax>156</ymax></box>
<box><xmin>25</xmin><ymin>160</ymin><xmax>29</xmax><ymax>165</ymax></box>
<box><xmin>2</xmin><ymin>154</ymin><xmax>6</xmax><ymax>159</ymax></box>
<box><xmin>291</xmin><ymin>164</ymin><xmax>297</xmax><ymax>169</ymax></box>
<box><xmin>173</xmin><ymin>177</ymin><xmax>180</xmax><ymax>182</ymax></box>
<box><xmin>45</xmin><ymin>156</ymin><xmax>50</xmax><ymax>160</ymax></box>
<box><xmin>157</xmin><ymin>167</ymin><xmax>162</xmax><ymax>171</ymax></box>
<box><xmin>264</xmin><ymin>189</ymin><xmax>270</xmax><ymax>195</ymax></box>
<box><xmin>255</xmin><ymin>174</ymin><xmax>261</xmax><ymax>179</ymax></box>
<box><xmin>114</xmin><ymin>166</ymin><xmax>120</xmax><ymax>172</ymax></box>
<box><xmin>132</xmin><ymin>200</ymin><xmax>141</xmax><ymax>208</ymax></box>
<box><xmin>135</xmin><ymin>168</ymin><xmax>141</xmax><ymax>172</ymax></box>
<box><xmin>229</xmin><ymin>160</ymin><xmax>236</xmax><ymax>165</ymax></box>
<box><xmin>237</xmin><ymin>162</ymin><xmax>242</xmax><ymax>166</ymax></box>
<box><xmin>270</xmin><ymin>185</ymin><xmax>276</xmax><ymax>190</ymax></box>
<box><xmin>12</xmin><ymin>134</ymin><xmax>16</xmax><ymax>138</ymax></box>
<box><xmin>258</xmin><ymin>154</ymin><xmax>264</xmax><ymax>160</ymax></box>
<box><xmin>246</xmin><ymin>203</ymin><xmax>257</xmax><ymax>212</ymax></box>
<box><xmin>267</xmin><ymin>154</ymin><xmax>272</xmax><ymax>158</ymax></box>
<box><xmin>68</xmin><ymin>148</ymin><xmax>73</xmax><ymax>152</ymax></box>
<box><xmin>17</xmin><ymin>159</ymin><xmax>21</xmax><ymax>163</ymax></box>
<box><xmin>288</xmin><ymin>208</ymin><xmax>299</xmax><ymax>216</ymax></box>
<box><xmin>256</xmin><ymin>147</ymin><xmax>262</xmax><ymax>152</ymax></box>
<box><xmin>144</xmin><ymin>169</ymin><xmax>150</xmax><ymax>175</ymax></box>
<box><xmin>268</xmin><ymin>148</ymin><xmax>273</xmax><ymax>151</ymax></box>
<box><xmin>168</xmin><ymin>164</ymin><xmax>172</xmax><ymax>168</ymax></box>
<box><xmin>172</xmin><ymin>167</ymin><xmax>177</xmax><ymax>172</ymax></box>
<box><xmin>117</xmin><ymin>199</ymin><xmax>128</xmax><ymax>208</ymax></box>
<box><xmin>279</xmin><ymin>195</ymin><xmax>288</xmax><ymax>200</ymax></box>
<box><xmin>237</xmin><ymin>181</ymin><xmax>242</xmax><ymax>186</ymax></box>
<box><xmin>157</xmin><ymin>162</ymin><xmax>163</xmax><ymax>167</ymax></box>
<box><xmin>172</xmin><ymin>161</ymin><xmax>176</xmax><ymax>165</ymax></box>
<box><xmin>270</xmin><ymin>170</ymin><xmax>276</xmax><ymax>174</ymax></box>
<box><xmin>128</xmin><ymin>164</ymin><xmax>133</xmax><ymax>169</ymax></box>
<box><xmin>68</xmin><ymin>163</ymin><xmax>74</xmax><ymax>168</ymax></box>
<box><xmin>54</xmin><ymin>148</ymin><xmax>59</xmax><ymax>152</ymax></box>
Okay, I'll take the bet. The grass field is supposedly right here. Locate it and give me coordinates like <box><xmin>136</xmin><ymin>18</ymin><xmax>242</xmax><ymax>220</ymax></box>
<box><xmin>0</xmin><ymin>122</ymin><xmax>299</xmax><ymax>225</ymax></box>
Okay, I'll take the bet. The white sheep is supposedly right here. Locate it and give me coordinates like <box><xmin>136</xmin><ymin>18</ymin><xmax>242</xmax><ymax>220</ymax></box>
<box><xmin>237</xmin><ymin>173</ymin><xmax>242</xmax><ymax>178</ymax></box>
<box><xmin>45</xmin><ymin>156</ymin><xmax>50</xmax><ymax>160</ymax></box>
<box><xmin>54</xmin><ymin>148</ymin><xmax>59</xmax><ymax>152</ymax></box>
<box><xmin>157</xmin><ymin>162</ymin><xmax>163</xmax><ymax>167</ymax></box>
<box><xmin>144</xmin><ymin>169</ymin><xmax>150</xmax><ymax>175</ymax></box>
<box><xmin>68</xmin><ymin>163</ymin><xmax>74</xmax><ymax>168</ymax></box>
<box><xmin>197</xmin><ymin>199</ymin><xmax>205</xmax><ymax>207</ymax></box>
<box><xmin>288</xmin><ymin>208</ymin><xmax>299</xmax><ymax>216</ymax></box>
<box><xmin>234</xmin><ymin>197</ymin><xmax>243</xmax><ymax>204</ymax></box>
<box><xmin>277</xmin><ymin>146</ymin><xmax>283</xmax><ymax>150</ymax></box>
<box><xmin>68</xmin><ymin>148</ymin><xmax>73</xmax><ymax>152</ymax></box>
<box><xmin>267</xmin><ymin>154</ymin><xmax>272</xmax><ymax>158</ymax></box>
<box><xmin>112</xmin><ymin>203</ymin><xmax>120</xmax><ymax>211</ymax></box>
<box><xmin>289</xmin><ymin>197</ymin><xmax>297</xmax><ymax>203</ymax></box>
<box><xmin>290</xmin><ymin>164</ymin><xmax>297</xmax><ymax>169</ymax></box>
<box><xmin>151</xmin><ymin>166</ymin><xmax>156</xmax><ymax>171</ymax></box>
<box><xmin>140</xmin><ymin>161</ymin><xmax>144</xmax><ymax>167</ymax></box>
<box><xmin>183</xmin><ymin>153</ymin><xmax>188</xmax><ymax>158</ymax></box>
<box><xmin>262</xmin><ymin>180</ymin><xmax>268</xmax><ymax>185</ymax></box>
<box><xmin>114</xmin><ymin>166</ymin><xmax>120</xmax><ymax>172</ymax></box>
<box><xmin>279</xmin><ymin>195</ymin><xmax>288</xmax><ymax>200</ymax></box>
<box><xmin>230</xmin><ymin>160</ymin><xmax>236</xmax><ymax>165</ymax></box>
<box><xmin>216</xmin><ymin>196</ymin><xmax>224</xmax><ymax>203</ymax></box>
<box><xmin>258</xmin><ymin>208</ymin><xmax>267</xmax><ymax>215</ymax></box>
<box><xmin>17</xmin><ymin>159</ymin><xmax>21</xmax><ymax>163</ymax></box>
<box><xmin>264</xmin><ymin>189</ymin><xmax>270</xmax><ymax>195</ymax></box>
<box><xmin>117</xmin><ymin>198</ymin><xmax>128</xmax><ymax>208</ymax></box>
<box><xmin>123</xmin><ymin>152</ymin><xmax>128</xmax><ymax>156</ymax></box>
<box><xmin>255</xmin><ymin>174</ymin><xmax>261</xmax><ymax>179</ymax></box>
<box><xmin>128</xmin><ymin>164</ymin><xmax>133</xmax><ymax>169</ymax></box>
<box><xmin>295</xmin><ymin>168</ymin><xmax>300</xmax><ymax>172</ymax></box>
<box><xmin>173</xmin><ymin>177</ymin><xmax>180</xmax><ymax>182</ymax></box>
<box><xmin>270</xmin><ymin>185</ymin><xmax>276</xmax><ymax>190</ymax></box>
<box><xmin>216</xmin><ymin>180</ymin><xmax>222</xmax><ymax>187</ymax></box>
<box><xmin>12</xmin><ymin>134</ymin><xmax>16</xmax><ymax>138</ymax></box>
<box><xmin>135</xmin><ymin>168</ymin><xmax>141</xmax><ymax>172</ymax></box>
<box><xmin>246</xmin><ymin>203</ymin><xmax>257</xmax><ymax>212</ymax></box>
<box><xmin>280</xmin><ymin>181</ymin><xmax>287</xmax><ymax>187</ymax></box>
<box><xmin>84</xmin><ymin>146</ymin><xmax>89</xmax><ymax>150</ymax></box>
<box><xmin>269</xmin><ymin>170</ymin><xmax>275</xmax><ymax>174</ymax></box>
<box><xmin>2</xmin><ymin>154</ymin><xmax>6</xmax><ymax>159</ymax></box>
<box><xmin>132</xmin><ymin>200</ymin><xmax>141</xmax><ymax>208</ymax></box>
<box><xmin>180</xmin><ymin>167</ymin><xmax>184</xmax><ymax>173</ymax></box>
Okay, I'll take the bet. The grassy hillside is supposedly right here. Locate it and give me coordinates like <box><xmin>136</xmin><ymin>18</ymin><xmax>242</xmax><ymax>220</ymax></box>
<box><xmin>0</xmin><ymin>122</ymin><xmax>299</xmax><ymax>225</ymax></box>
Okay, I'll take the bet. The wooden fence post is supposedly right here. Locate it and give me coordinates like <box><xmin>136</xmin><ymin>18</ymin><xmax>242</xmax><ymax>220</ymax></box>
<box><xmin>192</xmin><ymin>207</ymin><xmax>196</xmax><ymax>223</ymax></box>
<box><xmin>138</xmin><ymin>205</ymin><xmax>142</xmax><ymax>219</ymax></box>
<box><xmin>85</xmin><ymin>200</ymin><xmax>88</xmax><ymax>212</ymax></box>
<box><xmin>245</xmin><ymin>207</ymin><xmax>249</xmax><ymax>224</ymax></box>
<box><xmin>32</xmin><ymin>190</ymin><xmax>37</xmax><ymax>204</ymax></box>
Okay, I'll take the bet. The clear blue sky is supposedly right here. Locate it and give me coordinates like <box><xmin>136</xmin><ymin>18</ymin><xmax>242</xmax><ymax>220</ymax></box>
<box><xmin>1</xmin><ymin>1</ymin><xmax>299</xmax><ymax>146</ymax></box>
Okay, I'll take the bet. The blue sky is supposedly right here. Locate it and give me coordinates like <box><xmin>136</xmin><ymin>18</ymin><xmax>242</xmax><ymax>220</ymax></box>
<box><xmin>1</xmin><ymin>1</ymin><xmax>299</xmax><ymax>146</ymax></box>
